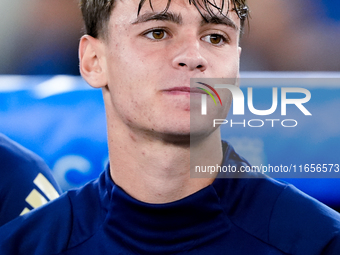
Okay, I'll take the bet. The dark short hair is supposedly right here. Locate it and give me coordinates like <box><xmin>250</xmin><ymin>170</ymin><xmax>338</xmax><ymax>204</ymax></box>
<box><xmin>79</xmin><ymin>0</ymin><xmax>249</xmax><ymax>39</ymax></box>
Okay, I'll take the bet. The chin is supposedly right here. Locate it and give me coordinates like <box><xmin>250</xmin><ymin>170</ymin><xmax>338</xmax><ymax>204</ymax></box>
<box><xmin>148</xmin><ymin>123</ymin><xmax>190</xmax><ymax>144</ymax></box>
<box><xmin>156</xmin><ymin>124</ymin><xmax>217</xmax><ymax>145</ymax></box>
<box><xmin>159</xmin><ymin>125</ymin><xmax>191</xmax><ymax>137</ymax></box>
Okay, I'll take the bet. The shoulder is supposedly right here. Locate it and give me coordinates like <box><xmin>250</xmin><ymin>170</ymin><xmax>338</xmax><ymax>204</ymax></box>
<box><xmin>216</xmin><ymin>174</ymin><xmax>340</xmax><ymax>254</ymax></box>
<box><xmin>0</xmin><ymin>134</ymin><xmax>62</xmax><ymax>226</ymax></box>
<box><xmin>217</xmin><ymin>140</ymin><xmax>340</xmax><ymax>254</ymax></box>
<box><xmin>0</xmin><ymin>173</ymin><xmax>107</xmax><ymax>255</ymax></box>
<box><xmin>0</xmin><ymin>133</ymin><xmax>60</xmax><ymax>187</ymax></box>
<box><xmin>269</xmin><ymin>183</ymin><xmax>340</xmax><ymax>254</ymax></box>
<box><xmin>0</xmin><ymin>192</ymin><xmax>73</xmax><ymax>254</ymax></box>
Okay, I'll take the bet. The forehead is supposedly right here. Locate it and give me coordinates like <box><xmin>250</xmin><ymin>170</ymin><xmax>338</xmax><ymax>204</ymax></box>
<box><xmin>136</xmin><ymin>0</ymin><xmax>233</xmax><ymax>12</ymax></box>
<box><xmin>112</xmin><ymin>0</ymin><xmax>240</xmax><ymax>27</ymax></box>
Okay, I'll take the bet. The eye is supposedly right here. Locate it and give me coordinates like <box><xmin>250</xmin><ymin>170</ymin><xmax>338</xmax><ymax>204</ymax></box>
<box><xmin>144</xmin><ymin>29</ymin><xmax>169</xmax><ymax>40</ymax></box>
<box><xmin>202</xmin><ymin>34</ymin><xmax>228</xmax><ymax>46</ymax></box>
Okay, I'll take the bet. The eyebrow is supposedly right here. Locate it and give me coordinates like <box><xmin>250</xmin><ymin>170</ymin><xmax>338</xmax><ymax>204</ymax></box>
<box><xmin>132</xmin><ymin>12</ymin><xmax>183</xmax><ymax>25</ymax></box>
<box><xmin>132</xmin><ymin>11</ymin><xmax>239</xmax><ymax>31</ymax></box>
<box><xmin>200</xmin><ymin>13</ymin><xmax>239</xmax><ymax>31</ymax></box>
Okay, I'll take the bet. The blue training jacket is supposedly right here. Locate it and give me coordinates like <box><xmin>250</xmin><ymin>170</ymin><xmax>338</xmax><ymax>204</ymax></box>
<box><xmin>0</xmin><ymin>141</ymin><xmax>339</xmax><ymax>254</ymax></box>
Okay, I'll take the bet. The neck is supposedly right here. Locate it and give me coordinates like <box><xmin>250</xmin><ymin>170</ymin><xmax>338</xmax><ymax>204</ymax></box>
<box><xmin>103</xmin><ymin>85</ymin><xmax>224</xmax><ymax>203</ymax></box>
<box><xmin>107</xmin><ymin>122</ymin><xmax>223</xmax><ymax>204</ymax></box>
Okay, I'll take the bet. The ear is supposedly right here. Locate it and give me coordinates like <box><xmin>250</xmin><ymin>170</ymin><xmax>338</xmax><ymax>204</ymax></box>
<box><xmin>79</xmin><ymin>35</ymin><xmax>108</xmax><ymax>88</ymax></box>
<box><xmin>238</xmin><ymin>46</ymin><xmax>242</xmax><ymax>57</ymax></box>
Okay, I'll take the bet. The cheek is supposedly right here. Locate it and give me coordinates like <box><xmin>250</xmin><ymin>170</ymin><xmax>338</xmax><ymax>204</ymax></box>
<box><xmin>225</xmin><ymin>52</ymin><xmax>240</xmax><ymax>71</ymax></box>
<box><xmin>207</xmin><ymin>50</ymin><xmax>240</xmax><ymax>78</ymax></box>
<box><xmin>106</xmin><ymin>42</ymin><xmax>167</xmax><ymax>86</ymax></box>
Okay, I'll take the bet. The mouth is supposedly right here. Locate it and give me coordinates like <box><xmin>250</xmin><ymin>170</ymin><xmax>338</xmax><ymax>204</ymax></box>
<box><xmin>163</xmin><ymin>87</ymin><xmax>207</xmax><ymax>95</ymax></box>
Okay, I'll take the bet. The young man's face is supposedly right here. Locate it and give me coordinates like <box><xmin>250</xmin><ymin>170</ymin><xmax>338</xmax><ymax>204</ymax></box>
<box><xmin>101</xmin><ymin>0</ymin><xmax>241</xmax><ymax>138</ymax></box>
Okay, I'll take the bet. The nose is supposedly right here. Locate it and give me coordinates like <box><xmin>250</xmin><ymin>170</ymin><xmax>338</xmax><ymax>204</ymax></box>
<box><xmin>171</xmin><ymin>40</ymin><xmax>208</xmax><ymax>72</ymax></box>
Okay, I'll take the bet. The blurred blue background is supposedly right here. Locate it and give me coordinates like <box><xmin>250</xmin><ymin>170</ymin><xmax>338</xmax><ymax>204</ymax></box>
<box><xmin>0</xmin><ymin>76</ymin><xmax>107</xmax><ymax>191</ymax></box>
